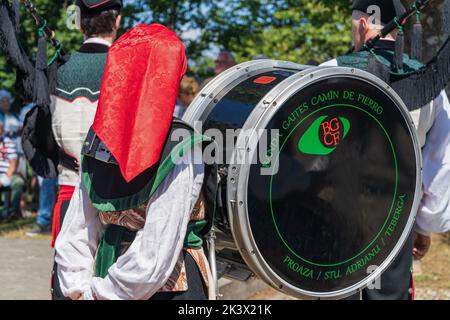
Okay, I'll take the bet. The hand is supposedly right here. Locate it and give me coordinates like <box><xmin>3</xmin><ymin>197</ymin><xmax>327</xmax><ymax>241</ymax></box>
<box><xmin>71</xmin><ymin>293</ymin><xmax>83</xmax><ymax>300</ymax></box>
<box><xmin>59</xmin><ymin>150</ymin><xmax>80</xmax><ymax>172</ymax></box>
<box><xmin>413</xmin><ymin>232</ymin><xmax>431</xmax><ymax>261</ymax></box>
<box><xmin>31</xmin><ymin>176</ymin><xmax>37</xmax><ymax>188</ymax></box>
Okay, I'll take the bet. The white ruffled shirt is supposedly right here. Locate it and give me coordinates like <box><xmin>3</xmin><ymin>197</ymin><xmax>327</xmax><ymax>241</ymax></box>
<box><xmin>55</xmin><ymin>146</ymin><xmax>205</xmax><ymax>300</ymax></box>
<box><xmin>321</xmin><ymin>59</ymin><xmax>450</xmax><ymax>235</ymax></box>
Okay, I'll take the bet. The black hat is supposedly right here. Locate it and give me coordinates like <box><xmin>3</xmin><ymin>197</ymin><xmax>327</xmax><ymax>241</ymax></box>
<box><xmin>352</xmin><ymin>0</ymin><xmax>405</xmax><ymax>24</ymax></box>
<box><xmin>75</xmin><ymin>0</ymin><xmax>123</xmax><ymax>14</ymax></box>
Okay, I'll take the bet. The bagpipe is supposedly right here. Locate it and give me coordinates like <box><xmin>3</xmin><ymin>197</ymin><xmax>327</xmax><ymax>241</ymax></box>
<box><xmin>0</xmin><ymin>0</ymin><xmax>76</xmax><ymax>179</ymax></box>
<box><xmin>359</xmin><ymin>0</ymin><xmax>450</xmax><ymax>109</ymax></box>
<box><xmin>0</xmin><ymin>0</ymin><xmax>66</xmax><ymax>103</ymax></box>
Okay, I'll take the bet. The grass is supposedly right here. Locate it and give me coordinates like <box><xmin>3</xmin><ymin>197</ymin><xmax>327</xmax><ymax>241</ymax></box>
<box><xmin>414</xmin><ymin>233</ymin><xmax>450</xmax><ymax>290</ymax></box>
<box><xmin>2</xmin><ymin>227</ymin><xmax>52</xmax><ymax>241</ymax></box>
<box><xmin>0</xmin><ymin>216</ymin><xmax>52</xmax><ymax>241</ymax></box>
<box><xmin>0</xmin><ymin>217</ymin><xmax>35</xmax><ymax>235</ymax></box>
<box><xmin>414</xmin><ymin>274</ymin><xmax>434</xmax><ymax>283</ymax></box>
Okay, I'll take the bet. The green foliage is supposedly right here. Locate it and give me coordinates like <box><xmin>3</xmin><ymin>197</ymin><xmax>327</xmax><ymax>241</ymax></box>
<box><xmin>211</xmin><ymin>0</ymin><xmax>352</xmax><ymax>64</ymax></box>
<box><xmin>187</xmin><ymin>55</ymin><xmax>214</xmax><ymax>80</ymax></box>
<box><xmin>123</xmin><ymin>0</ymin><xmax>213</xmax><ymax>60</ymax></box>
<box><xmin>1</xmin><ymin>0</ymin><xmax>353</xmax><ymax>96</ymax></box>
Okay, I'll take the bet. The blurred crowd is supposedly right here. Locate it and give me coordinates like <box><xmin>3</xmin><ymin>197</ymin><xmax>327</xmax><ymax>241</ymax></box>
<box><xmin>0</xmin><ymin>89</ymin><xmax>38</xmax><ymax>226</ymax></box>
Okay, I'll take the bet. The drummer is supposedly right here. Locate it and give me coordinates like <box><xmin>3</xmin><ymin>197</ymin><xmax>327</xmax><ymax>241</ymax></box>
<box><xmin>55</xmin><ymin>24</ymin><xmax>214</xmax><ymax>300</ymax></box>
<box><xmin>321</xmin><ymin>0</ymin><xmax>450</xmax><ymax>300</ymax></box>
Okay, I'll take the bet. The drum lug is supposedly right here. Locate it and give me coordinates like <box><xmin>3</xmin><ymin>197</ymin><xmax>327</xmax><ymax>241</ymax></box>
<box><xmin>229</xmin><ymin>199</ymin><xmax>237</xmax><ymax>210</ymax></box>
<box><xmin>262</xmin><ymin>97</ymin><xmax>274</xmax><ymax>107</ymax></box>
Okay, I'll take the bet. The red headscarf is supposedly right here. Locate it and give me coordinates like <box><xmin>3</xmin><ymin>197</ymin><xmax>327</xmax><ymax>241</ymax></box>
<box><xmin>93</xmin><ymin>24</ymin><xmax>187</xmax><ymax>182</ymax></box>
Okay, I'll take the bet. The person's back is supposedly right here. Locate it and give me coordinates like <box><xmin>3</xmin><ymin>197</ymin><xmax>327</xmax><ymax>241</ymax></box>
<box><xmin>51</xmin><ymin>41</ymin><xmax>109</xmax><ymax>186</ymax></box>
<box><xmin>46</xmin><ymin>0</ymin><xmax>123</xmax><ymax>300</ymax></box>
<box><xmin>49</xmin><ymin>1</ymin><xmax>122</xmax><ymax>242</ymax></box>
<box><xmin>50</xmin><ymin>2</ymin><xmax>122</xmax><ymax>188</ymax></box>
<box><xmin>322</xmin><ymin>1</ymin><xmax>450</xmax><ymax>300</ymax></box>
<box><xmin>55</xmin><ymin>23</ymin><xmax>216</xmax><ymax>301</ymax></box>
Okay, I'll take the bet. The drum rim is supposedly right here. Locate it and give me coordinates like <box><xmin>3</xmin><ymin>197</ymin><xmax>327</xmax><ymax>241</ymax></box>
<box><xmin>228</xmin><ymin>66</ymin><xmax>423</xmax><ymax>300</ymax></box>
<box><xmin>183</xmin><ymin>59</ymin><xmax>306</xmax><ymax>126</ymax></box>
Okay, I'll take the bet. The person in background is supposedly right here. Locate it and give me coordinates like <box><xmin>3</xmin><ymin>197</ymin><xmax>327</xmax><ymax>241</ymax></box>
<box><xmin>25</xmin><ymin>0</ymin><xmax>122</xmax><ymax>300</ymax></box>
<box><xmin>321</xmin><ymin>0</ymin><xmax>450</xmax><ymax>300</ymax></box>
<box><xmin>25</xmin><ymin>177</ymin><xmax>57</xmax><ymax>236</ymax></box>
<box><xmin>252</xmin><ymin>54</ymin><xmax>269</xmax><ymax>60</ymax></box>
<box><xmin>0</xmin><ymin>90</ymin><xmax>25</xmax><ymax>218</ymax></box>
<box><xmin>214</xmin><ymin>51</ymin><xmax>236</xmax><ymax>76</ymax></box>
<box><xmin>0</xmin><ymin>90</ymin><xmax>22</xmax><ymax>153</ymax></box>
<box><xmin>0</xmin><ymin>121</ymin><xmax>16</xmax><ymax>189</ymax></box>
<box><xmin>201</xmin><ymin>51</ymin><xmax>237</xmax><ymax>88</ymax></box>
<box><xmin>174</xmin><ymin>76</ymin><xmax>199</xmax><ymax>119</ymax></box>
<box><xmin>18</xmin><ymin>102</ymin><xmax>35</xmax><ymax>218</ymax></box>
<box><xmin>306</xmin><ymin>59</ymin><xmax>319</xmax><ymax>66</ymax></box>
<box><xmin>38</xmin><ymin>0</ymin><xmax>122</xmax><ymax>245</ymax></box>
<box><xmin>0</xmin><ymin>118</ymin><xmax>24</xmax><ymax>221</ymax></box>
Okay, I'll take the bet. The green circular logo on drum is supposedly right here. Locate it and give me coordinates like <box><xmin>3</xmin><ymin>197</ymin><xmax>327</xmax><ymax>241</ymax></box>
<box><xmin>299</xmin><ymin>115</ymin><xmax>351</xmax><ymax>156</ymax></box>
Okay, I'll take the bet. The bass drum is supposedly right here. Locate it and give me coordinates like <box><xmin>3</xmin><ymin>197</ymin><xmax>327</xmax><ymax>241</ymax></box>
<box><xmin>183</xmin><ymin>60</ymin><xmax>422</xmax><ymax>300</ymax></box>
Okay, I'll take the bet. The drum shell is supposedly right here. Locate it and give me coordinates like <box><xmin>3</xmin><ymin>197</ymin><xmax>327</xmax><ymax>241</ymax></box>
<box><xmin>184</xmin><ymin>62</ymin><xmax>422</xmax><ymax>300</ymax></box>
